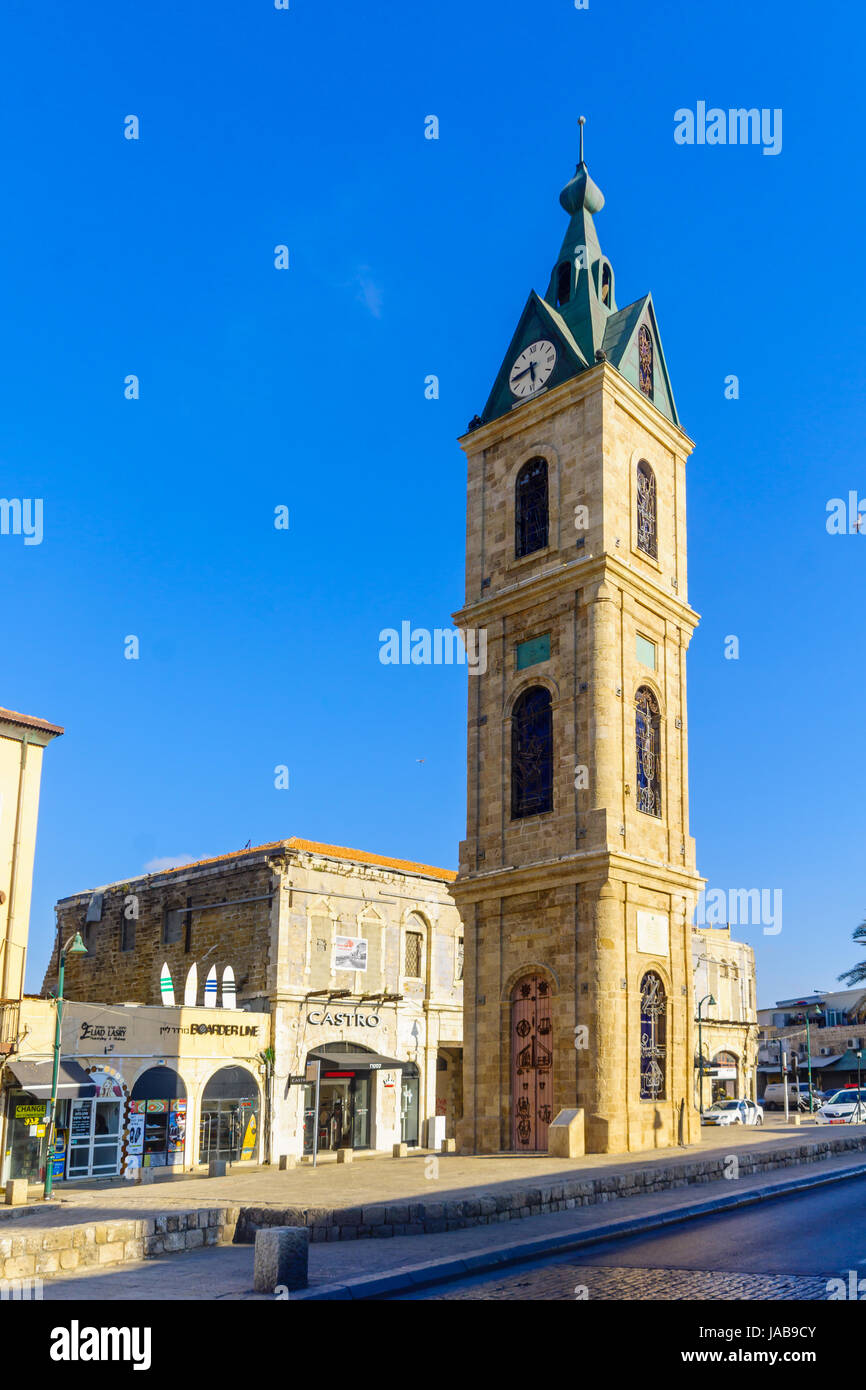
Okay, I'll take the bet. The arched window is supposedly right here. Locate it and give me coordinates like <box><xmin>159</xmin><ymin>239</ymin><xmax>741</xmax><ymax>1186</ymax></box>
<box><xmin>635</xmin><ymin>686</ymin><xmax>661</xmax><ymax>818</ymax></box>
<box><xmin>640</xmin><ymin>972</ymin><xmax>667</xmax><ymax>1100</ymax></box>
<box><xmin>638</xmin><ymin>323</ymin><xmax>653</xmax><ymax>398</ymax></box>
<box><xmin>511</xmin><ymin>686</ymin><xmax>553</xmax><ymax>818</ymax></box>
<box><xmin>601</xmin><ymin>262</ymin><xmax>612</xmax><ymax>307</ymax></box>
<box><xmin>636</xmin><ymin>459</ymin><xmax>657</xmax><ymax>559</ymax></box>
<box><xmin>555</xmin><ymin>261</ymin><xmax>571</xmax><ymax>307</ymax></box>
<box><xmin>515</xmin><ymin>457</ymin><xmax>549</xmax><ymax>558</ymax></box>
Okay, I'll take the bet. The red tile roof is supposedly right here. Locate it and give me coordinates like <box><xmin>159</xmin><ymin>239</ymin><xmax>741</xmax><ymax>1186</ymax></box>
<box><xmin>154</xmin><ymin>837</ymin><xmax>457</xmax><ymax>883</ymax></box>
<box><xmin>0</xmin><ymin>706</ymin><xmax>64</xmax><ymax>736</ymax></box>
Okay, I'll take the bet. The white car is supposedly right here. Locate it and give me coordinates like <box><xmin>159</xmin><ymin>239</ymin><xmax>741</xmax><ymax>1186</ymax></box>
<box><xmin>815</xmin><ymin>1088</ymin><xmax>866</xmax><ymax>1125</ymax></box>
<box><xmin>702</xmin><ymin>1098</ymin><xmax>764</xmax><ymax>1127</ymax></box>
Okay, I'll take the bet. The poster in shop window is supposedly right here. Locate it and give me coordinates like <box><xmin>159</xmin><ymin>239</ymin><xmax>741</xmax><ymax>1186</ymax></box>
<box><xmin>168</xmin><ymin>1099</ymin><xmax>187</xmax><ymax>1156</ymax></box>
<box><xmin>126</xmin><ymin>1111</ymin><xmax>145</xmax><ymax>1156</ymax></box>
<box><xmin>335</xmin><ymin>935</ymin><xmax>368</xmax><ymax>972</ymax></box>
<box><xmin>240</xmin><ymin>1107</ymin><xmax>257</xmax><ymax>1161</ymax></box>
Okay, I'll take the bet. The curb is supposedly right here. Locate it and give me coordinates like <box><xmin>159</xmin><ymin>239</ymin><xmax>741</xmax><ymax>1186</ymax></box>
<box><xmin>289</xmin><ymin>1158</ymin><xmax>866</xmax><ymax>1300</ymax></box>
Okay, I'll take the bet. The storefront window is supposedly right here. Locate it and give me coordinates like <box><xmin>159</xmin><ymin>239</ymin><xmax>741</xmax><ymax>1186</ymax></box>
<box><xmin>4</xmin><ymin>1092</ymin><xmax>69</xmax><ymax>1182</ymax></box>
<box><xmin>130</xmin><ymin>1067</ymin><xmax>187</xmax><ymax>1169</ymax></box>
<box><xmin>199</xmin><ymin>1066</ymin><xmax>259</xmax><ymax>1164</ymax></box>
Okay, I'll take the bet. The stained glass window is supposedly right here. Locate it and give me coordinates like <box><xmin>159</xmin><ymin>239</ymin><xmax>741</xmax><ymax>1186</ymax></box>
<box><xmin>638</xmin><ymin>323</ymin><xmax>653</xmax><ymax>399</ymax></box>
<box><xmin>515</xmin><ymin>457</ymin><xmax>549</xmax><ymax>558</ymax></box>
<box><xmin>511</xmin><ymin>686</ymin><xmax>553</xmax><ymax>818</ymax></box>
<box><xmin>636</xmin><ymin>460</ymin><xmax>657</xmax><ymax>559</ymax></box>
<box><xmin>640</xmin><ymin>972</ymin><xmax>667</xmax><ymax>1100</ymax></box>
<box><xmin>635</xmin><ymin>685</ymin><xmax>662</xmax><ymax>818</ymax></box>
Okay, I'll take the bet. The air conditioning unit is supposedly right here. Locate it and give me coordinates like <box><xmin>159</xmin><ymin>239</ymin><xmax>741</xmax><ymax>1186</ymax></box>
<box><xmin>819</xmin><ymin>1047</ymin><xmax>832</xmax><ymax>1057</ymax></box>
<box><xmin>847</xmin><ymin>1038</ymin><xmax>862</xmax><ymax>1051</ymax></box>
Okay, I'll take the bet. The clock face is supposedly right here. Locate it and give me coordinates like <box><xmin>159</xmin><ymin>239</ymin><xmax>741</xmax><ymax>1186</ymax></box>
<box><xmin>509</xmin><ymin>339</ymin><xmax>557</xmax><ymax>398</ymax></box>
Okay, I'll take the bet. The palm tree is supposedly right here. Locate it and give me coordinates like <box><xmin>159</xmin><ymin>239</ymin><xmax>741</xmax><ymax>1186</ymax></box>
<box><xmin>838</xmin><ymin>919</ymin><xmax>866</xmax><ymax>986</ymax></box>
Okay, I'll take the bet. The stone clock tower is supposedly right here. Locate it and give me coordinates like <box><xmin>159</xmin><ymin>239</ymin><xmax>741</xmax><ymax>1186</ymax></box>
<box><xmin>453</xmin><ymin>129</ymin><xmax>704</xmax><ymax>1155</ymax></box>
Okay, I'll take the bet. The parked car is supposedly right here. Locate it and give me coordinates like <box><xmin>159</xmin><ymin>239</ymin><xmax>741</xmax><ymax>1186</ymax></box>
<box><xmin>815</xmin><ymin>1088</ymin><xmax>866</xmax><ymax>1125</ymax></box>
<box><xmin>702</xmin><ymin>1098</ymin><xmax>764</xmax><ymax>1127</ymax></box>
<box><xmin>761</xmin><ymin>1082</ymin><xmax>823</xmax><ymax>1112</ymax></box>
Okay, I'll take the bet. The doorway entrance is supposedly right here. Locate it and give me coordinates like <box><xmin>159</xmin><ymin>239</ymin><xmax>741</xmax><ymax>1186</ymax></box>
<box><xmin>67</xmin><ymin>1096</ymin><xmax>123</xmax><ymax>1179</ymax></box>
<box><xmin>199</xmin><ymin>1066</ymin><xmax>260</xmax><ymax>1164</ymax></box>
<box><xmin>304</xmin><ymin>1071</ymin><xmax>372</xmax><ymax>1152</ymax></box>
<box><xmin>510</xmin><ymin>974</ymin><xmax>554</xmax><ymax>1151</ymax></box>
<box><xmin>400</xmin><ymin>1063</ymin><xmax>420</xmax><ymax>1146</ymax></box>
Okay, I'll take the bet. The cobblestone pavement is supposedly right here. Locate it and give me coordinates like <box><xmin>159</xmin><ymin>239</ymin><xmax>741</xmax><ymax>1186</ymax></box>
<box><xmin>407</xmin><ymin>1264</ymin><xmax>830</xmax><ymax>1301</ymax></box>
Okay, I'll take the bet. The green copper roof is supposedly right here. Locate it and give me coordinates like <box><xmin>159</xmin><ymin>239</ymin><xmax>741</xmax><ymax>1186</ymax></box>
<box><xmin>475</xmin><ymin>139</ymin><xmax>680</xmax><ymax>430</ymax></box>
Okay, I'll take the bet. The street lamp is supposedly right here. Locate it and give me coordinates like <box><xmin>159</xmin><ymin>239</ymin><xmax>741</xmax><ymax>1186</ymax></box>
<box><xmin>857</xmin><ymin>1050</ymin><xmax>863</xmax><ymax>1118</ymax></box>
<box><xmin>43</xmin><ymin>931</ymin><xmax>87</xmax><ymax>1199</ymax></box>
<box><xmin>792</xmin><ymin>1000</ymin><xmax>823</xmax><ymax>1113</ymax></box>
<box><xmin>697</xmin><ymin>994</ymin><xmax>716</xmax><ymax>1117</ymax></box>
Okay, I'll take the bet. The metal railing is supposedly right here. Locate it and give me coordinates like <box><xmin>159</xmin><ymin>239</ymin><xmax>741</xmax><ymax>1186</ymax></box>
<box><xmin>0</xmin><ymin>999</ymin><xmax>21</xmax><ymax>1050</ymax></box>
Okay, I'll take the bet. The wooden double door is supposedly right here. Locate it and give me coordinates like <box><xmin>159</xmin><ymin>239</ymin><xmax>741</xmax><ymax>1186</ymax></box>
<box><xmin>510</xmin><ymin>974</ymin><xmax>553</xmax><ymax>1151</ymax></box>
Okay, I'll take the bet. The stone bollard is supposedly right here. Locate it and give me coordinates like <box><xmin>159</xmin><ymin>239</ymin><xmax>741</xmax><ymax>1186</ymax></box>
<box><xmin>137</xmin><ymin>1167</ymin><xmax>155</xmax><ymax>1185</ymax></box>
<box><xmin>790</xmin><ymin>1113</ymin><xmax>801</xmax><ymax>1126</ymax></box>
<box><xmin>278</xmin><ymin>1155</ymin><xmax>297</xmax><ymax>1171</ymax></box>
<box><xmin>336</xmin><ymin>1148</ymin><xmax>353</xmax><ymax>1164</ymax></box>
<box><xmin>254</xmin><ymin>1226</ymin><xmax>309</xmax><ymax>1293</ymax></box>
<box><xmin>208</xmin><ymin>1159</ymin><xmax>228</xmax><ymax>1178</ymax></box>
<box><xmin>441</xmin><ymin>1138</ymin><xmax>457</xmax><ymax>1154</ymax></box>
<box><xmin>4</xmin><ymin>1178</ymin><xmax>28</xmax><ymax>1206</ymax></box>
<box><xmin>392</xmin><ymin>1142</ymin><xmax>407</xmax><ymax>1158</ymax></box>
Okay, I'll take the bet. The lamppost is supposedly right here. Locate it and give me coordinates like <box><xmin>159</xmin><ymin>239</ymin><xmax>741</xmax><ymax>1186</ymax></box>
<box><xmin>43</xmin><ymin>931</ymin><xmax>87</xmax><ymax>1199</ymax></box>
<box><xmin>697</xmin><ymin>994</ymin><xmax>716</xmax><ymax>1117</ymax></box>
<box><xmin>792</xmin><ymin>1000</ymin><xmax>823</xmax><ymax>1112</ymax></box>
<box><xmin>857</xmin><ymin>1050</ymin><xmax>863</xmax><ymax>1119</ymax></box>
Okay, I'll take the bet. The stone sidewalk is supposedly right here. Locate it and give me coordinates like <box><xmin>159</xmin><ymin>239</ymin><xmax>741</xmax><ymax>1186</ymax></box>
<box><xmin>6</xmin><ymin>1120</ymin><xmax>851</xmax><ymax>1231</ymax></box>
<box><xmin>38</xmin><ymin>1146</ymin><xmax>866</xmax><ymax>1300</ymax></box>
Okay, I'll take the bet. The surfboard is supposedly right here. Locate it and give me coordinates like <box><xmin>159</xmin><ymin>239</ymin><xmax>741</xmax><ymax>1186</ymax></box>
<box><xmin>221</xmin><ymin>965</ymin><xmax>236</xmax><ymax>1010</ymax></box>
<box><xmin>159</xmin><ymin>962</ymin><xmax>175</xmax><ymax>1007</ymax></box>
<box><xmin>204</xmin><ymin>965</ymin><xmax>218</xmax><ymax>1007</ymax></box>
<box><xmin>183</xmin><ymin>963</ymin><xmax>198</xmax><ymax>1007</ymax></box>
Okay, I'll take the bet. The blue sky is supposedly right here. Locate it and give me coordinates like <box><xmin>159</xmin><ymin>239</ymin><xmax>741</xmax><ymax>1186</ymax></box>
<box><xmin>2</xmin><ymin>0</ymin><xmax>864</xmax><ymax>1003</ymax></box>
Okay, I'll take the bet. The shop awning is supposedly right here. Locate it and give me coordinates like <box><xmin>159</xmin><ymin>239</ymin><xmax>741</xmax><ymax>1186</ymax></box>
<box><xmin>5</xmin><ymin>1058</ymin><xmax>97</xmax><ymax>1098</ymax></box>
<box><xmin>307</xmin><ymin>1050</ymin><xmax>407</xmax><ymax>1072</ymax></box>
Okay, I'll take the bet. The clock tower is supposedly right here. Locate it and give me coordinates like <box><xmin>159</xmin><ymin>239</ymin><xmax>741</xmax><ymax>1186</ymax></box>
<box><xmin>453</xmin><ymin>128</ymin><xmax>704</xmax><ymax>1155</ymax></box>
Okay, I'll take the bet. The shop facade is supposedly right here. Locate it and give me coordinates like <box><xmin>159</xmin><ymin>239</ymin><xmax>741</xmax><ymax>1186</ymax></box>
<box><xmin>47</xmin><ymin>837</ymin><xmax>465</xmax><ymax>1163</ymax></box>
<box><xmin>0</xmin><ymin>997</ymin><xmax>270</xmax><ymax>1184</ymax></box>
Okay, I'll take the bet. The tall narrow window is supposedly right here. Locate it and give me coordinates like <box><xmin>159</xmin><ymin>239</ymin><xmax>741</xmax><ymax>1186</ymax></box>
<box><xmin>640</xmin><ymin>972</ymin><xmax>667</xmax><ymax>1100</ymax></box>
<box><xmin>404</xmin><ymin>929</ymin><xmax>423</xmax><ymax>978</ymax></box>
<box><xmin>601</xmin><ymin>262</ymin><xmax>612</xmax><ymax>307</ymax></box>
<box><xmin>515</xmin><ymin>457</ymin><xmax>549</xmax><ymax>558</ymax></box>
<box><xmin>555</xmin><ymin>261</ymin><xmax>571</xmax><ymax>307</ymax></box>
<box><xmin>511</xmin><ymin>686</ymin><xmax>553</xmax><ymax>818</ymax></box>
<box><xmin>635</xmin><ymin>686</ymin><xmax>662</xmax><ymax>818</ymax></box>
<box><xmin>636</xmin><ymin>460</ymin><xmax>657</xmax><ymax>559</ymax></box>
<box><xmin>638</xmin><ymin>323</ymin><xmax>653</xmax><ymax>398</ymax></box>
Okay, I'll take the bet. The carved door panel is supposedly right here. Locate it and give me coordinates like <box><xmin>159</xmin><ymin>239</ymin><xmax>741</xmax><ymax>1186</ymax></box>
<box><xmin>511</xmin><ymin>974</ymin><xmax>553</xmax><ymax>1151</ymax></box>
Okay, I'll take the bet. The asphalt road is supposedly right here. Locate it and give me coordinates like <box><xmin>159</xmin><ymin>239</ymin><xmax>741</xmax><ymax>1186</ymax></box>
<box><xmin>394</xmin><ymin>1171</ymin><xmax>866</xmax><ymax>1299</ymax></box>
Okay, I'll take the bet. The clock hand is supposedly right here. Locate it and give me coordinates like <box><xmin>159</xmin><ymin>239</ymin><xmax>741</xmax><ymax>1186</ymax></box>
<box><xmin>512</xmin><ymin>365</ymin><xmax>534</xmax><ymax>381</ymax></box>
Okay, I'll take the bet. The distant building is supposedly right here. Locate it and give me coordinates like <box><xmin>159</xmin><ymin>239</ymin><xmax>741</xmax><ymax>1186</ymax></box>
<box><xmin>692</xmin><ymin>925</ymin><xmax>758</xmax><ymax>1106</ymax></box>
<box><xmin>757</xmin><ymin>989</ymin><xmax>866</xmax><ymax>1097</ymax></box>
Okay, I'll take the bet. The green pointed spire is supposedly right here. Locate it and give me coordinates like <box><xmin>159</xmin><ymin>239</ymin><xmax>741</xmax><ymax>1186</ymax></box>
<box><xmin>544</xmin><ymin>117</ymin><xmax>615</xmax><ymax>360</ymax></box>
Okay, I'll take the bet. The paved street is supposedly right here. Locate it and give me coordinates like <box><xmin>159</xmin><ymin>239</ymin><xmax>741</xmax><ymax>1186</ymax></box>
<box><xmin>395</xmin><ymin>1171</ymin><xmax>866</xmax><ymax>1299</ymax></box>
<box><xmin>33</xmin><ymin>1153</ymin><xmax>866</xmax><ymax>1300</ymax></box>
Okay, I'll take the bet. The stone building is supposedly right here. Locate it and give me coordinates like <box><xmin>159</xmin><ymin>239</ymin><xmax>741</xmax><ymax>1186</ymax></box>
<box><xmin>45</xmin><ymin>837</ymin><xmax>463</xmax><ymax>1162</ymax></box>
<box><xmin>692</xmin><ymin>925</ymin><xmax>758</xmax><ymax>1108</ymax></box>
<box><xmin>757</xmin><ymin>988</ymin><xmax>866</xmax><ymax>1099</ymax></box>
<box><xmin>453</xmin><ymin>134</ymin><xmax>704</xmax><ymax>1155</ymax></box>
<box><xmin>0</xmin><ymin>705</ymin><xmax>63</xmax><ymax>1004</ymax></box>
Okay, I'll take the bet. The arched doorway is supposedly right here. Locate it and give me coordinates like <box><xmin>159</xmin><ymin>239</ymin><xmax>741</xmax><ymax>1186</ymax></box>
<box><xmin>66</xmin><ymin>1067</ymin><xmax>126</xmax><ymax>1180</ymax></box>
<box><xmin>303</xmin><ymin>1044</ymin><xmax>376</xmax><ymax>1154</ymax></box>
<box><xmin>199</xmin><ymin>1066</ymin><xmax>260</xmax><ymax>1164</ymax></box>
<box><xmin>712</xmin><ymin>1051</ymin><xmax>739</xmax><ymax>1102</ymax></box>
<box><xmin>130</xmin><ymin>1066</ymin><xmax>187</xmax><ymax>1169</ymax></box>
<box><xmin>510</xmin><ymin>974</ymin><xmax>553</xmax><ymax>1151</ymax></box>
